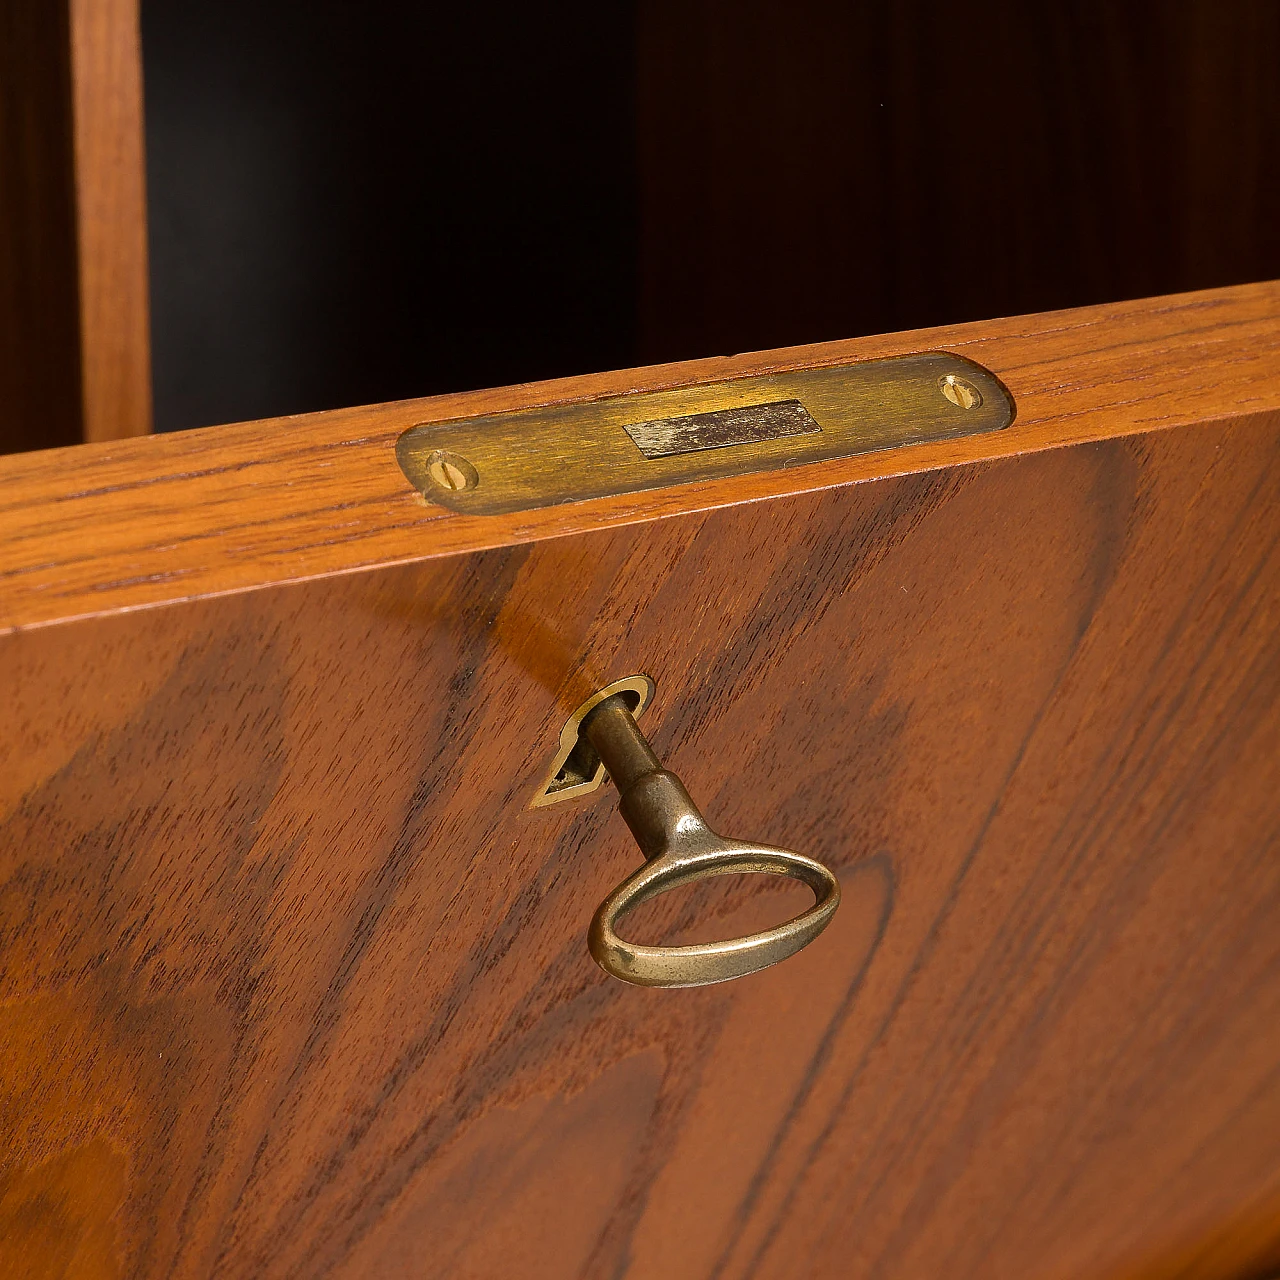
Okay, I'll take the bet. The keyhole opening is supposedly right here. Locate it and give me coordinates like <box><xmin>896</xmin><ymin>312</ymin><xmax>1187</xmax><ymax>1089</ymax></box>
<box><xmin>547</xmin><ymin>689</ymin><xmax>643</xmax><ymax>795</ymax></box>
<box><xmin>531</xmin><ymin>676</ymin><xmax>655</xmax><ymax>808</ymax></box>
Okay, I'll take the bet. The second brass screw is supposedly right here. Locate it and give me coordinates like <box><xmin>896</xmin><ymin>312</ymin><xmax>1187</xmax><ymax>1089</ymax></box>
<box><xmin>939</xmin><ymin>374</ymin><xmax>982</xmax><ymax>410</ymax></box>
<box><xmin>425</xmin><ymin>449</ymin><xmax>478</xmax><ymax>492</ymax></box>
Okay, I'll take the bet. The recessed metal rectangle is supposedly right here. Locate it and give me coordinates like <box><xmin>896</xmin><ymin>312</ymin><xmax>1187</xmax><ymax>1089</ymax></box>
<box><xmin>397</xmin><ymin>352</ymin><xmax>1015</xmax><ymax>516</ymax></box>
<box><xmin>623</xmin><ymin>399</ymin><xmax>820</xmax><ymax>459</ymax></box>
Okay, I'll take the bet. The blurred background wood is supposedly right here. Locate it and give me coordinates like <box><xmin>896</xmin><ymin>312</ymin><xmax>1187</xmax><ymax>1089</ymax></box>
<box><xmin>0</xmin><ymin>0</ymin><xmax>151</xmax><ymax>453</ymax></box>
<box><xmin>1</xmin><ymin>0</ymin><xmax>1277</xmax><ymax>449</ymax></box>
<box><xmin>634</xmin><ymin>0</ymin><xmax>1280</xmax><ymax>361</ymax></box>
<box><xmin>68</xmin><ymin>0</ymin><xmax>152</xmax><ymax>444</ymax></box>
<box><xmin>139</xmin><ymin>0</ymin><xmax>1280</xmax><ymax>432</ymax></box>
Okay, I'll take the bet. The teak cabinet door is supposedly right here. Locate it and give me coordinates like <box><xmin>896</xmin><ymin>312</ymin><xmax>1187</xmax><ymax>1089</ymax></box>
<box><xmin>2</xmin><ymin>284</ymin><xmax>1280</xmax><ymax>1279</ymax></box>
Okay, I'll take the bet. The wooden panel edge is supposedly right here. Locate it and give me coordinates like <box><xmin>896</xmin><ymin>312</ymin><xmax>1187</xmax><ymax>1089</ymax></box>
<box><xmin>0</xmin><ymin>281</ymin><xmax>1277</xmax><ymax>633</ymax></box>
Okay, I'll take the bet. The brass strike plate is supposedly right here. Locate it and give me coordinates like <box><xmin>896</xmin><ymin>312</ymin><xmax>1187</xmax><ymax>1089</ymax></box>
<box><xmin>397</xmin><ymin>352</ymin><xmax>1014</xmax><ymax>515</ymax></box>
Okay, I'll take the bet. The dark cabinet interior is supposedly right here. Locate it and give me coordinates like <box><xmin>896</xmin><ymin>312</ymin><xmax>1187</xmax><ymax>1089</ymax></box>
<box><xmin>2</xmin><ymin>0</ymin><xmax>1278</xmax><ymax>448</ymax></box>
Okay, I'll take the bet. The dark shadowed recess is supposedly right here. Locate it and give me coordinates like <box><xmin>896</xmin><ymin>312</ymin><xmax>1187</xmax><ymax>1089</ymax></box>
<box><xmin>0</xmin><ymin>0</ymin><xmax>82</xmax><ymax>452</ymax></box>
<box><xmin>143</xmin><ymin>0</ymin><xmax>1280</xmax><ymax>433</ymax></box>
<box><xmin>635</xmin><ymin>0</ymin><xmax>1280</xmax><ymax>362</ymax></box>
<box><xmin>141</xmin><ymin>0</ymin><xmax>639</xmax><ymax>432</ymax></box>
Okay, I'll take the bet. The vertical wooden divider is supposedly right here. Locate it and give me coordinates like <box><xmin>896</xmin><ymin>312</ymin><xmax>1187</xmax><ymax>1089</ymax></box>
<box><xmin>0</xmin><ymin>0</ymin><xmax>151</xmax><ymax>453</ymax></box>
<box><xmin>69</xmin><ymin>0</ymin><xmax>152</xmax><ymax>443</ymax></box>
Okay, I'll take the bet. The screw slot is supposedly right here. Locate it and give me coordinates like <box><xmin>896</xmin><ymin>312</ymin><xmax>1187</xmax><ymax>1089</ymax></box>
<box><xmin>425</xmin><ymin>449</ymin><xmax>479</xmax><ymax>493</ymax></box>
<box><xmin>939</xmin><ymin>374</ymin><xmax>982</xmax><ymax>410</ymax></box>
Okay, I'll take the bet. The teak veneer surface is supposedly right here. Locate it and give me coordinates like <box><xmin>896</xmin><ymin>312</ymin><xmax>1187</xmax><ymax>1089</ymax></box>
<box><xmin>2</xmin><ymin>286</ymin><xmax>1280</xmax><ymax>1279</ymax></box>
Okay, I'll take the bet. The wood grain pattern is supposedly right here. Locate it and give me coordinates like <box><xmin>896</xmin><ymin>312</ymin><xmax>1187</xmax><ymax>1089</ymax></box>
<box><xmin>68</xmin><ymin>0</ymin><xmax>152</xmax><ymax>445</ymax></box>
<box><xmin>2</xmin><ymin>343</ymin><xmax>1280</xmax><ymax>1274</ymax></box>
<box><xmin>1</xmin><ymin>280</ymin><xmax>1279</xmax><ymax>632</ymax></box>
<box><xmin>0</xmin><ymin>0</ymin><xmax>150</xmax><ymax>455</ymax></box>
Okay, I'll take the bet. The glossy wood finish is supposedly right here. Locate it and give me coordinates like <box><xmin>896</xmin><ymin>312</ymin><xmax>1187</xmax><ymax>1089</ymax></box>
<box><xmin>0</xmin><ymin>0</ymin><xmax>150</xmax><ymax>454</ymax></box>
<box><xmin>2</xmin><ymin>288</ymin><xmax>1280</xmax><ymax>1277</ymax></box>
<box><xmin>2</xmin><ymin>280</ymin><xmax>1279</xmax><ymax>632</ymax></box>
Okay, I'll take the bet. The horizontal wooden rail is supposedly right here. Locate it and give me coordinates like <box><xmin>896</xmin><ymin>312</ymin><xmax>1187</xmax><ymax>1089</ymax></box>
<box><xmin>1</xmin><ymin>280</ymin><xmax>1277</xmax><ymax>632</ymax></box>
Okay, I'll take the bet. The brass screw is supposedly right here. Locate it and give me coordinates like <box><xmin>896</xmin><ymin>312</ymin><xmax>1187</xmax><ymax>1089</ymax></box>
<box><xmin>425</xmin><ymin>449</ymin><xmax>478</xmax><ymax>492</ymax></box>
<box><xmin>429</xmin><ymin>457</ymin><xmax>468</xmax><ymax>489</ymax></box>
<box><xmin>939</xmin><ymin>374</ymin><xmax>982</xmax><ymax>410</ymax></box>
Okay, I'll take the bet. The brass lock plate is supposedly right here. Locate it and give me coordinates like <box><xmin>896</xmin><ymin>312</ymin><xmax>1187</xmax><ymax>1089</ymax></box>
<box><xmin>397</xmin><ymin>352</ymin><xmax>1014</xmax><ymax>515</ymax></box>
